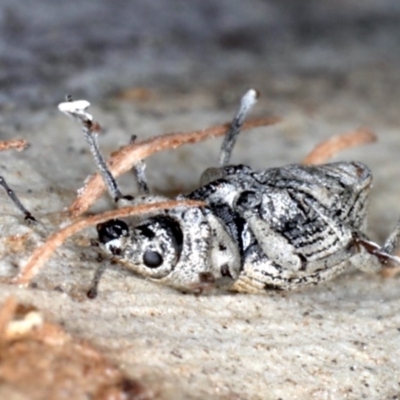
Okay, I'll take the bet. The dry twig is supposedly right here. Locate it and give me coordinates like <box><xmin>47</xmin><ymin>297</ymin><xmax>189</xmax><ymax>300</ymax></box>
<box><xmin>0</xmin><ymin>139</ymin><xmax>28</xmax><ymax>152</ymax></box>
<box><xmin>10</xmin><ymin>104</ymin><xmax>383</xmax><ymax>288</ymax></box>
<box><xmin>302</xmin><ymin>128</ymin><xmax>376</xmax><ymax>165</ymax></box>
<box><xmin>14</xmin><ymin>123</ymin><xmax>379</xmax><ymax>285</ymax></box>
<box><xmin>14</xmin><ymin>199</ymin><xmax>204</xmax><ymax>285</ymax></box>
<box><xmin>68</xmin><ymin>117</ymin><xmax>280</xmax><ymax>217</ymax></box>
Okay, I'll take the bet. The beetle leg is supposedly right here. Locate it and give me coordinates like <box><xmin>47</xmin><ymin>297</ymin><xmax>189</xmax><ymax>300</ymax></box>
<box><xmin>129</xmin><ymin>135</ymin><xmax>149</xmax><ymax>195</ymax></box>
<box><xmin>0</xmin><ymin>175</ymin><xmax>36</xmax><ymax>223</ymax></box>
<box><xmin>354</xmin><ymin>222</ymin><xmax>400</xmax><ymax>268</ymax></box>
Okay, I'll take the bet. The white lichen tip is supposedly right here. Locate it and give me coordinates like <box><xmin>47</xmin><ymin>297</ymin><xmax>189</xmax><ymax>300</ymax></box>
<box><xmin>58</xmin><ymin>99</ymin><xmax>93</xmax><ymax>121</ymax></box>
<box><xmin>235</xmin><ymin>88</ymin><xmax>259</xmax><ymax>125</ymax></box>
<box><xmin>241</xmin><ymin>89</ymin><xmax>259</xmax><ymax>111</ymax></box>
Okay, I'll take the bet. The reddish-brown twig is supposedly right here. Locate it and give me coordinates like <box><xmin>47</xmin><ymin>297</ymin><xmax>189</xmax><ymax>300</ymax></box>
<box><xmin>14</xmin><ymin>199</ymin><xmax>204</xmax><ymax>285</ymax></box>
<box><xmin>302</xmin><ymin>128</ymin><xmax>376</xmax><ymax>165</ymax></box>
<box><xmin>68</xmin><ymin>117</ymin><xmax>280</xmax><ymax>217</ymax></box>
<box><xmin>0</xmin><ymin>139</ymin><xmax>28</xmax><ymax>152</ymax></box>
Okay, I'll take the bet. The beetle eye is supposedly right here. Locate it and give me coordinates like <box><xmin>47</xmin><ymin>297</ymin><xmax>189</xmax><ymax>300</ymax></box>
<box><xmin>143</xmin><ymin>250</ymin><xmax>163</xmax><ymax>268</ymax></box>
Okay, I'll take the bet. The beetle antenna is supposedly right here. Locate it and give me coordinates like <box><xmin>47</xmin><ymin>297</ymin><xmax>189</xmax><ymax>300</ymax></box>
<box><xmin>219</xmin><ymin>89</ymin><xmax>259</xmax><ymax>166</ymax></box>
<box><xmin>58</xmin><ymin>97</ymin><xmax>125</xmax><ymax>202</ymax></box>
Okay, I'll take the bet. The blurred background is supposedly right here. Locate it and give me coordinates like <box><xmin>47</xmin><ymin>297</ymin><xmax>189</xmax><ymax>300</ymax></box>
<box><xmin>1</xmin><ymin>0</ymin><xmax>400</xmax><ymax>110</ymax></box>
<box><xmin>1</xmin><ymin>0</ymin><xmax>400</xmax><ymax>236</ymax></box>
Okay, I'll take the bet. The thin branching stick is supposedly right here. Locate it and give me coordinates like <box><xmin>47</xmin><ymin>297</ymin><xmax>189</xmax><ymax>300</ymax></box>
<box><xmin>0</xmin><ymin>139</ymin><xmax>28</xmax><ymax>152</ymax></box>
<box><xmin>302</xmin><ymin>127</ymin><xmax>376</xmax><ymax>165</ymax></box>
<box><xmin>14</xmin><ymin>199</ymin><xmax>204</xmax><ymax>285</ymax></box>
<box><xmin>68</xmin><ymin>117</ymin><xmax>281</xmax><ymax>217</ymax></box>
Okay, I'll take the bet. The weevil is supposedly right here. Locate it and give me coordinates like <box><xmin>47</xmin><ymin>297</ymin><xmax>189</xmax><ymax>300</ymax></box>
<box><xmin>59</xmin><ymin>91</ymin><xmax>400</xmax><ymax>295</ymax></box>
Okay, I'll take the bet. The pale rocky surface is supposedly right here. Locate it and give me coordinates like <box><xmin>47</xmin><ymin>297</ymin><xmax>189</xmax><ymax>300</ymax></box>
<box><xmin>1</xmin><ymin>1</ymin><xmax>400</xmax><ymax>399</ymax></box>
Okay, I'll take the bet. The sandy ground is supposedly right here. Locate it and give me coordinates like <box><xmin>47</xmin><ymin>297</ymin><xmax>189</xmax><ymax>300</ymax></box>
<box><xmin>1</xmin><ymin>1</ymin><xmax>400</xmax><ymax>399</ymax></box>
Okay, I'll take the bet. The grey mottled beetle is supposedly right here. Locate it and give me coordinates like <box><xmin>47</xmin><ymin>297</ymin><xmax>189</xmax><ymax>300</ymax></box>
<box><xmin>60</xmin><ymin>91</ymin><xmax>400</xmax><ymax>295</ymax></box>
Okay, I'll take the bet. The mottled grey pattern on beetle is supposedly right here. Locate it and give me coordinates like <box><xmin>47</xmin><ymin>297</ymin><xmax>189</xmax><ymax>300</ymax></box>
<box><xmin>60</xmin><ymin>90</ymin><xmax>400</xmax><ymax>294</ymax></box>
